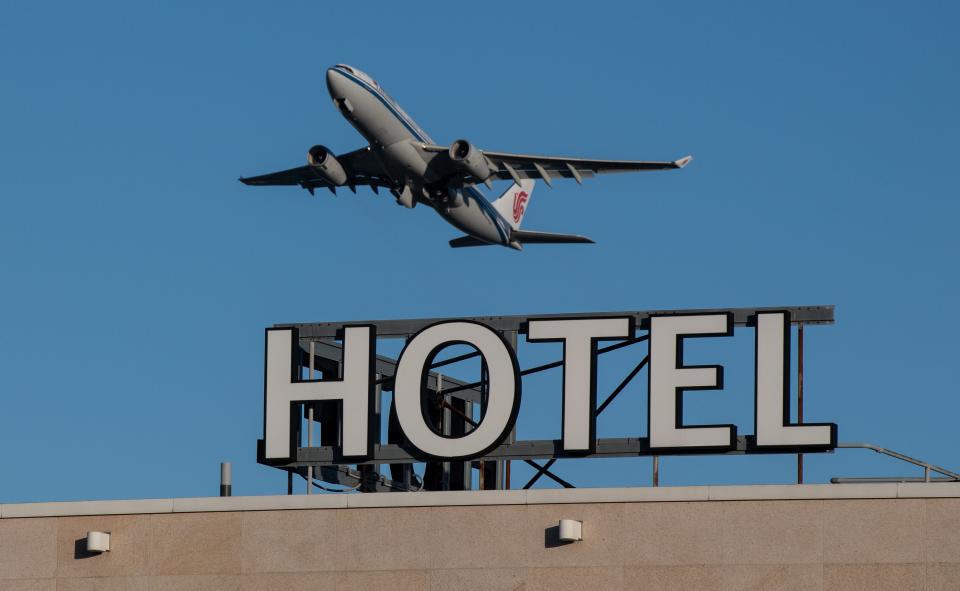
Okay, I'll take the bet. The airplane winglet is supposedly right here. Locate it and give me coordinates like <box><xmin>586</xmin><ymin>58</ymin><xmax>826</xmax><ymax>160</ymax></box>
<box><xmin>674</xmin><ymin>155</ymin><xmax>693</xmax><ymax>169</ymax></box>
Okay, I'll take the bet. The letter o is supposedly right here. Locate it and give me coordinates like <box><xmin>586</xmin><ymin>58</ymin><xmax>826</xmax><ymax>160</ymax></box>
<box><xmin>393</xmin><ymin>321</ymin><xmax>520</xmax><ymax>460</ymax></box>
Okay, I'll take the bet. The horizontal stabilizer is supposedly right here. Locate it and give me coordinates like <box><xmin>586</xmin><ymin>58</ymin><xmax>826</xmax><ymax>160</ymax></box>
<box><xmin>510</xmin><ymin>229</ymin><xmax>594</xmax><ymax>244</ymax></box>
<box><xmin>449</xmin><ymin>236</ymin><xmax>492</xmax><ymax>248</ymax></box>
<box><xmin>449</xmin><ymin>230</ymin><xmax>594</xmax><ymax>249</ymax></box>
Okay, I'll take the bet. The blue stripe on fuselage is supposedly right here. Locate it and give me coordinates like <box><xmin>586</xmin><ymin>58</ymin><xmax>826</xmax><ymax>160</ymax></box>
<box><xmin>330</xmin><ymin>68</ymin><xmax>434</xmax><ymax>144</ymax></box>
<box><xmin>466</xmin><ymin>186</ymin><xmax>510</xmax><ymax>244</ymax></box>
<box><xmin>331</xmin><ymin>67</ymin><xmax>510</xmax><ymax>244</ymax></box>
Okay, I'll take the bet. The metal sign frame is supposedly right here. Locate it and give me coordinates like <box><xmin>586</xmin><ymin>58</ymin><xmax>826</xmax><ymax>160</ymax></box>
<box><xmin>257</xmin><ymin>305</ymin><xmax>835</xmax><ymax>492</ymax></box>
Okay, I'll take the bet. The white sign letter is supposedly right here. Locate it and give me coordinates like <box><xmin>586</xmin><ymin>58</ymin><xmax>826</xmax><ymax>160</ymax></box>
<box><xmin>754</xmin><ymin>312</ymin><xmax>836</xmax><ymax>448</ymax></box>
<box><xmin>526</xmin><ymin>317</ymin><xmax>633</xmax><ymax>452</ymax></box>
<box><xmin>263</xmin><ymin>326</ymin><xmax>374</xmax><ymax>461</ymax></box>
<box><xmin>394</xmin><ymin>321</ymin><xmax>519</xmax><ymax>460</ymax></box>
<box><xmin>648</xmin><ymin>314</ymin><xmax>736</xmax><ymax>451</ymax></box>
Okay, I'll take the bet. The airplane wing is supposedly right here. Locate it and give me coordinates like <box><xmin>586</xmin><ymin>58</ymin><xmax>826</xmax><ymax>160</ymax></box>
<box><xmin>421</xmin><ymin>144</ymin><xmax>691</xmax><ymax>187</ymax></box>
<box><xmin>239</xmin><ymin>165</ymin><xmax>321</xmax><ymax>186</ymax></box>
<box><xmin>239</xmin><ymin>147</ymin><xmax>390</xmax><ymax>193</ymax></box>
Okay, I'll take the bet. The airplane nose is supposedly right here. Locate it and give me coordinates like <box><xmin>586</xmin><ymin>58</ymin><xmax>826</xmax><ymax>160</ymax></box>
<box><xmin>326</xmin><ymin>68</ymin><xmax>342</xmax><ymax>99</ymax></box>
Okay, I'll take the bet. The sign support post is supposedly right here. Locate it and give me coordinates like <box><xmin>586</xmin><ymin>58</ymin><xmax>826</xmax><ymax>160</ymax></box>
<box><xmin>797</xmin><ymin>323</ymin><xmax>805</xmax><ymax>484</ymax></box>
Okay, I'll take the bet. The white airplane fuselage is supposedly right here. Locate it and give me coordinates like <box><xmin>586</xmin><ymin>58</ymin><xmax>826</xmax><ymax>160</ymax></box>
<box><xmin>325</xmin><ymin>65</ymin><xmax>516</xmax><ymax>247</ymax></box>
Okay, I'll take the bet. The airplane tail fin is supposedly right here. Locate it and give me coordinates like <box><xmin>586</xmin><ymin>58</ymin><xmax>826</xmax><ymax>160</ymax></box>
<box><xmin>491</xmin><ymin>179</ymin><xmax>535</xmax><ymax>229</ymax></box>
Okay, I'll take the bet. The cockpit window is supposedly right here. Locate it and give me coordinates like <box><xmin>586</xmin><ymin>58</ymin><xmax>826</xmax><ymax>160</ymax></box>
<box><xmin>347</xmin><ymin>66</ymin><xmax>377</xmax><ymax>88</ymax></box>
<box><xmin>335</xmin><ymin>64</ymin><xmax>387</xmax><ymax>93</ymax></box>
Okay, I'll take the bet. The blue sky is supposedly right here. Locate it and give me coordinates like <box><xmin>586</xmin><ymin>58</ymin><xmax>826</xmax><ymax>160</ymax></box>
<box><xmin>1</xmin><ymin>1</ymin><xmax>958</xmax><ymax>502</ymax></box>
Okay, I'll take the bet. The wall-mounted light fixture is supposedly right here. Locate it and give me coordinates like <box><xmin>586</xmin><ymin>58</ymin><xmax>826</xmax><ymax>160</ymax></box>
<box><xmin>86</xmin><ymin>531</ymin><xmax>111</xmax><ymax>553</ymax></box>
<box><xmin>558</xmin><ymin>519</ymin><xmax>583</xmax><ymax>542</ymax></box>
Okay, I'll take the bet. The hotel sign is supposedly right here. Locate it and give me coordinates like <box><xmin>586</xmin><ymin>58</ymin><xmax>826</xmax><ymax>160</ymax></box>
<box><xmin>259</xmin><ymin>307</ymin><xmax>837</xmax><ymax>465</ymax></box>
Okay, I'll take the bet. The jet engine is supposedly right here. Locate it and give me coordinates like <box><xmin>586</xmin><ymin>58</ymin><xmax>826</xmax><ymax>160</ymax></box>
<box><xmin>307</xmin><ymin>145</ymin><xmax>347</xmax><ymax>186</ymax></box>
<box><xmin>448</xmin><ymin>139</ymin><xmax>492</xmax><ymax>182</ymax></box>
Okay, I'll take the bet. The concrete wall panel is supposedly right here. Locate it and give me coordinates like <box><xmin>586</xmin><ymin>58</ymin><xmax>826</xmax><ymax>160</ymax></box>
<box><xmin>0</xmin><ymin>487</ymin><xmax>957</xmax><ymax>589</ymax></box>
<box><xmin>622</xmin><ymin>500</ymin><xmax>724</xmax><ymax>565</ymax></box>
<box><xmin>924</xmin><ymin>499</ymin><xmax>960</xmax><ymax>563</ymax></box>
<box><xmin>55</xmin><ymin>576</ymin><xmax>149</xmax><ymax>591</ymax></box>
<box><xmin>623</xmin><ymin>565</ymin><xmax>725</xmax><ymax>591</ymax></box>
<box><xmin>146</xmin><ymin>513</ymin><xmax>242</xmax><ymax>576</ymax></box>
<box><xmin>238</xmin><ymin>572</ymin><xmax>335</xmax><ymax>591</ymax></box>
<box><xmin>419</xmin><ymin>505</ymin><xmax>532</xmax><ymax>569</ymax></box>
<box><xmin>0</xmin><ymin>580</ymin><xmax>56</xmax><ymax>591</ymax></box>
<box><xmin>0</xmin><ymin>518</ymin><xmax>57</xmax><ymax>580</ymax></box>
<box><xmin>822</xmin><ymin>563</ymin><xmax>924</xmax><ymax>591</ymax></box>
<box><xmin>240</xmin><ymin>509</ymin><xmax>337</xmax><ymax>573</ymax></box>
<box><xmin>719</xmin><ymin>500</ymin><xmax>823</xmax><ymax>565</ymax></box>
<box><xmin>334</xmin><ymin>507</ymin><xmax>436</xmax><ymax>571</ymax></box>
<box><xmin>426</xmin><ymin>567</ymin><xmax>526</xmax><ymax>591</ymax></box>
<box><xmin>332</xmin><ymin>570</ymin><xmax>428</xmax><ymax>590</ymax></box>
<box><xmin>821</xmin><ymin>499</ymin><xmax>924</xmax><ymax>564</ymax></box>
<box><xmin>526</xmin><ymin>566</ymin><xmax>625</xmax><ymax>591</ymax></box>
<box><xmin>148</xmin><ymin>575</ymin><xmax>241</xmax><ymax>591</ymax></box>
<box><xmin>926</xmin><ymin>563</ymin><xmax>960</xmax><ymax>591</ymax></box>
<box><xmin>720</xmin><ymin>564</ymin><xmax>822</xmax><ymax>591</ymax></box>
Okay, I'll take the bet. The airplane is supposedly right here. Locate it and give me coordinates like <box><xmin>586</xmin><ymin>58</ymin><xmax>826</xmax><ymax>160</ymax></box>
<box><xmin>239</xmin><ymin>64</ymin><xmax>692</xmax><ymax>250</ymax></box>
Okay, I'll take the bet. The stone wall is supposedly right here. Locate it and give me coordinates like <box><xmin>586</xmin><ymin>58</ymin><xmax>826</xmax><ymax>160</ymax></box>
<box><xmin>0</xmin><ymin>485</ymin><xmax>957</xmax><ymax>590</ymax></box>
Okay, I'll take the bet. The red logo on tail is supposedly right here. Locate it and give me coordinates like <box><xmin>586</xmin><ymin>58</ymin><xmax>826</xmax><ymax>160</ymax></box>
<box><xmin>512</xmin><ymin>191</ymin><xmax>528</xmax><ymax>224</ymax></box>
